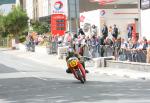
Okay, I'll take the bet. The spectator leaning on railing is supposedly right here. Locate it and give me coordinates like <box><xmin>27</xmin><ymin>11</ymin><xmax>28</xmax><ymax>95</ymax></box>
<box><xmin>50</xmin><ymin>31</ymin><xmax>150</xmax><ymax>64</ymax></box>
<box><xmin>147</xmin><ymin>40</ymin><xmax>150</xmax><ymax>63</ymax></box>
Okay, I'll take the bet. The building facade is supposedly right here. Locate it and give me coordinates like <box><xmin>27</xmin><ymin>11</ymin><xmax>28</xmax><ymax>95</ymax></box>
<box><xmin>38</xmin><ymin>0</ymin><xmax>50</xmax><ymax>18</ymax></box>
<box><xmin>140</xmin><ymin>0</ymin><xmax>150</xmax><ymax>39</ymax></box>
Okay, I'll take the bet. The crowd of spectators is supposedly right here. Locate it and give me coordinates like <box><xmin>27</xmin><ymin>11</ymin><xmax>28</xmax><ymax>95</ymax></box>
<box><xmin>26</xmin><ymin>25</ymin><xmax>150</xmax><ymax>63</ymax></box>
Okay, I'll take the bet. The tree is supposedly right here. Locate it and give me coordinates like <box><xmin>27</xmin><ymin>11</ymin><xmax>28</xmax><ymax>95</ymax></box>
<box><xmin>0</xmin><ymin>15</ymin><xmax>9</xmax><ymax>37</ymax></box>
<box><xmin>4</xmin><ymin>6</ymin><xmax>28</xmax><ymax>48</ymax></box>
<box><xmin>0</xmin><ymin>15</ymin><xmax>3</xmax><ymax>33</ymax></box>
<box><xmin>31</xmin><ymin>21</ymin><xmax>49</xmax><ymax>34</ymax></box>
<box><xmin>6</xmin><ymin>6</ymin><xmax>28</xmax><ymax>37</ymax></box>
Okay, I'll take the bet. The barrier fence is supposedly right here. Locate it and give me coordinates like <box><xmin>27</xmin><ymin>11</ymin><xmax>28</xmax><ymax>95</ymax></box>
<box><xmin>0</xmin><ymin>38</ymin><xmax>9</xmax><ymax>47</ymax></box>
<box><xmin>74</xmin><ymin>44</ymin><xmax>148</xmax><ymax>63</ymax></box>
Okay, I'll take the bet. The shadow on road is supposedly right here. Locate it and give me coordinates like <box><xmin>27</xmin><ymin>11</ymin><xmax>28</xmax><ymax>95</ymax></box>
<box><xmin>0</xmin><ymin>77</ymin><xmax>150</xmax><ymax>103</ymax></box>
<box><xmin>0</xmin><ymin>63</ymin><xmax>19</xmax><ymax>73</ymax></box>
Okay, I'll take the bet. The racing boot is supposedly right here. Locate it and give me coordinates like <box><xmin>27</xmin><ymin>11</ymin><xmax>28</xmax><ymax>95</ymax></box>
<box><xmin>66</xmin><ymin>68</ymin><xmax>72</xmax><ymax>73</ymax></box>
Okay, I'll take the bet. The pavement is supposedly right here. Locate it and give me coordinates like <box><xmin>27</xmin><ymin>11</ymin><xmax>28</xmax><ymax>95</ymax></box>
<box><xmin>1</xmin><ymin>47</ymin><xmax>150</xmax><ymax>80</ymax></box>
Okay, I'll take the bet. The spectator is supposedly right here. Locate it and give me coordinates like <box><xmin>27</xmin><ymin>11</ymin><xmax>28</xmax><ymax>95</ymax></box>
<box><xmin>91</xmin><ymin>35</ymin><xmax>98</xmax><ymax>58</ymax></box>
<box><xmin>78</xmin><ymin>28</ymin><xmax>85</xmax><ymax>35</ymax></box>
<box><xmin>63</xmin><ymin>31</ymin><xmax>70</xmax><ymax>46</ymax></box>
<box><xmin>91</xmin><ymin>25</ymin><xmax>97</xmax><ymax>36</ymax></box>
<box><xmin>147</xmin><ymin>40</ymin><xmax>150</xmax><ymax>63</ymax></box>
<box><xmin>73</xmin><ymin>33</ymin><xmax>78</xmax><ymax>40</ymax></box>
<box><xmin>119</xmin><ymin>38</ymin><xmax>128</xmax><ymax>61</ymax></box>
<box><xmin>57</xmin><ymin>35</ymin><xmax>63</xmax><ymax>45</ymax></box>
<box><xmin>104</xmin><ymin>37</ymin><xmax>113</xmax><ymax>46</ymax></box>
<box><xmin>127</xmin><ymin>25</ymin><xmax>133</xmax><ymax>39</ymax></box>
<box><xmin>108</xmin><ymin>26</ymin><xmax>113</xmax><ymax>40</ymax></box>
<box><xmin>112</xmin><ymin>24</ymin><xmax>118</xmax><ymax>39</ymax></box>
<box><xmin>97</xmin><ymin>36</ymin><xmax>105</xmax><ymax>57</ymax></box>
<box><xmin>120</xmin><ymin>38</ymin><xmax>128</xmax><ymax>49</ymax></box>
<box><xmin>101</xmin><ymin>23</ymin><xmax>108</xmax><ymax>39</ymax></box>
<box><xmin>143</xmin><ymin>37</ymin><xmax>148</xmax><ymax>50</ymax></box>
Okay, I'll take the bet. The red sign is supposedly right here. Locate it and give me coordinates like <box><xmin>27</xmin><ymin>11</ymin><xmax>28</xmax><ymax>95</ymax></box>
<box><xmin>51</xmin><ymin>14</ymin><xmax>66</xmax><ymax>36</ymax></box>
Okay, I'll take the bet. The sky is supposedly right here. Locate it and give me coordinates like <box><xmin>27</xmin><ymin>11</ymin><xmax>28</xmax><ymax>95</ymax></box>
<box><xmin>0</xmin><ymin>4</ymin><xmax>13</xmax><ymax>14</ymax></box>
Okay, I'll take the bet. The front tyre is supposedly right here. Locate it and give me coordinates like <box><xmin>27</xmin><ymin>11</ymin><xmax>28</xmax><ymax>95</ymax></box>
<box><xmin>77</xmin><ymin>70</ymin><xmax>86</xmax><ymax>83</ymax></box>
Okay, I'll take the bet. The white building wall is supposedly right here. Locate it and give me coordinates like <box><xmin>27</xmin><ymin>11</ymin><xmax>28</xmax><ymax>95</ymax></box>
<box><xmin>38</xmin><ymin>0</ymin><xmax>50</xmax><ymax>17</ymax></box>
<box><xmin>38</xmin><ymin>0</ymin><xmax>43</xmax><ymax>17</ymax></box>
<box><xmin>141</xmin><ymin>9</ymin><xmax>150</xmax><ymax>40</ymax></box>
<box><xmin>15</xmin><ymin>0</ymin><xmax>20</xmax><ymax>5</ymax></box>
<box><xmin>43</xmin><ymin>0</ymin><xmax>50</xmax><ymax>16</ymax></box>
<box><xmin>103</xmin><ymin>9</ymin><xmax>139</xmax><ymax>39</ymax></box>
<box><xmin>26</xmin><ymin>0</ymin><xmax>33</xmax><ymax>19</ymax></box>
<box><xmin>80</xmin><ymin>10</ymin><xmax>101</xmax><ymax>36</ymax></box>
<box><xmin>80</xmin><ymin>9</ymin><xmax>139</xmax><ymax>39</ymax></box>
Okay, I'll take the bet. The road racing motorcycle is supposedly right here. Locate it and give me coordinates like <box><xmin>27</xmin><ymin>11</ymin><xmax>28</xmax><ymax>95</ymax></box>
<box><xmin>67</xmin><ymin>57</ymin><xmax>86</xmax><ymax>83</ymax></box>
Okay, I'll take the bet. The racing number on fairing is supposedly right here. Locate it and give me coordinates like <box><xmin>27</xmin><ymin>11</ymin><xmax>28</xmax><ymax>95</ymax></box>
<box><xmin>70</xmin><ymin>60</ymin><xmax>78</xmax><ymax>68</ymax></box>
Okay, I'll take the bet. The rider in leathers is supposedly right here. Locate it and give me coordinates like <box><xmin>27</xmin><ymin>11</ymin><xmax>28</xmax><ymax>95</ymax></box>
<box><xmin>66</xmin><ymin>48</ymin><xmax>89</xmax><ymax>73</ymax></box>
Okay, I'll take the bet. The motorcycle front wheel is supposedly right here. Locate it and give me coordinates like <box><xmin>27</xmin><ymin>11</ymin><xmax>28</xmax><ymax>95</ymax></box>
<box><xmin>76</xmin><ymin>70</ymin><xmax>86</xmax><ymax>84</ymax></box>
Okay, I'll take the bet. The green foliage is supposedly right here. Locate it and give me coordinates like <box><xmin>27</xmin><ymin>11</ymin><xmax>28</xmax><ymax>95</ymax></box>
<box><xmin>0</xmin><ymin>15</ymin><xmax>8</xmax><ymax>37</ymax></box>
<box><xmin>0</xmin><ymin>6</ymin><xmax>28</xmax><ymax>46</ymax></box>
<box><xmin>1</xmin><ymin>32</ymin><xmax>9</xmax><ymax>38</ymax></box>
<box><xmin>19</xmin><ymin>35</ymin><xmax>26</xmax><ymax>43</ymax></box>
<box><xmin>0</xmin><ymin>16</ymin><xmax>3</xmax><ymax>33</ymax></box>
<box><xmin>31</xmin><ymin>21</ymin><xmax>49</xmax><ymax>34</ymax></box>
<box><xmin>0</xmin><ymin>9</ymin><xmax>4</xmax><ymax>15</ymax></box>
<box><xmin>5</xmin><ymin>6</ymin><xmax>28</xmax><ymax>36</ymax></box>
<box><xmin>0</xmin><ymin>15</ymin><xmax>4</xmax><ymax>33</ymax></box>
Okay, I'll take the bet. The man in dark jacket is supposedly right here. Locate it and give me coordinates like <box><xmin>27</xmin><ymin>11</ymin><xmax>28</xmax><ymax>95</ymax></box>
<box><xmin>78</xmin><ymin>28</ymin><xmax>85</xmax><ymax>35</ymax></box>
<box><xmin>101</xmin><ymin>24</ymin><xmax>108</xmax><ymax>39</ymax></box>
<box><xmin>112</xmin><ymin>24</ymin><xmax>118</xmax><ymax>39</ymax></box>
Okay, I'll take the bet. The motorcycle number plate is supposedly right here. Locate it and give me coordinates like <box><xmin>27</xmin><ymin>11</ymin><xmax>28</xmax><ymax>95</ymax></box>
<box><xmin>70</xmin><ymin>60</ymin><xmax>77</xmax><ymax>68</ymax></box>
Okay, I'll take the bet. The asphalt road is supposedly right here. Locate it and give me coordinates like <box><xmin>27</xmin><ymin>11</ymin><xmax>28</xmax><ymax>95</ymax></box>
<box><xmin>0</xmin><ymin>50</ymin><xmax>150</xmax><ymax>103</ymax></box>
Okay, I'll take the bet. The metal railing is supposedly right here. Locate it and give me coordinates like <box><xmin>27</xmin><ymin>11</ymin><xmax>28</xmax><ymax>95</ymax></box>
<box><xmin>0</xmin><ymin>38</ymin><xmax>9</xmax><ymax>47</ymax></box>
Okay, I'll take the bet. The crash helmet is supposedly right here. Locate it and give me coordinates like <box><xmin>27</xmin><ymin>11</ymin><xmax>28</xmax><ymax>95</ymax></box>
<box><xmin>67</xmin><ymin>47</ymin><xmax>74</xmax><ymax>56</ymax></box>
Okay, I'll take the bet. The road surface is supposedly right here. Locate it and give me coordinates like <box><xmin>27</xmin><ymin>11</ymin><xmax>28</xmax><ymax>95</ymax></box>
<box><xmin>0</xmin><ymin>49</ymin><xmax>150</xmax><ymax>103</ymax></box>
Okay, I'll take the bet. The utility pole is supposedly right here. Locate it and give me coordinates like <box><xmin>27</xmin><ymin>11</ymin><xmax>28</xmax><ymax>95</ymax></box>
<box><xmin>67</xmin><ymin>0</ymin><xmax>79</xmax><ymax>33</ymax></box>
<box><xmin>75</xmin><ymin>0</ymin><xmax>78</xmax><ymax>34</ymax></box>
<box><xmin>67</xmin><ymin>0</ymin><xmax>71</xmax><ymax>32</ymax></box>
